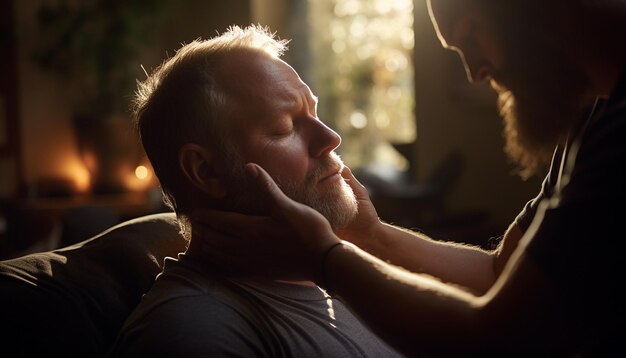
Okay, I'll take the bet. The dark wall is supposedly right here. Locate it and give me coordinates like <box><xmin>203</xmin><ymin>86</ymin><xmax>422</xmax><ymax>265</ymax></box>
<box><xmin>148</xmin><ymin>0</ymin><xmax>252</xmax><ymax>68</ymax></box>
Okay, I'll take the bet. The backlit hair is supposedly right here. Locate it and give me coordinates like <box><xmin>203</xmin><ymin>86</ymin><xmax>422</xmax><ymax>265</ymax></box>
<box><xmin>132</xmin><ymin>25</ymin><xmax>288</xmax><ymax>214</ymax></box>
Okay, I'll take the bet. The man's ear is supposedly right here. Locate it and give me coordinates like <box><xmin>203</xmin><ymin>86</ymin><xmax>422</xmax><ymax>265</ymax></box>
<box><xmin>178</xmin><ymin>143</ymin><xmax>227</xmax><ymax>198</ymax></box>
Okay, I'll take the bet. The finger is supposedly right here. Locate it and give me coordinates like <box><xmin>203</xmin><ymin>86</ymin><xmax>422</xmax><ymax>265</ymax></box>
<box><xmin>191</xmin><ymin>208</ymin><xmax>232</xmax><ymax>225</ymax></box>
<box><xmin>191</xmin><ymin>208</ymin><xmax>265</xmax><ymax>238</ymax></box>
<box><xmin>246</xmin><ymin>163</ymin><xmax>335</xmax><ymax>244</ymax></box>
<box><xmin>194</xmin><ymin>229</ymin><xmax>244</xmax><ymax>271</ymax></box>
<box><xmin>245</xmin><ymin>163</ymin><xmax>300</xmax><ymax>217</ymax></box>
<box><xmin>341</xmin><ymin>166</ymin><xmax>370</xmax><ymax>198</ymax></box>
<box><xmin>195</xmin><ymin>226</ymin><xmax>299</xmax><ymax>280</ymax></box>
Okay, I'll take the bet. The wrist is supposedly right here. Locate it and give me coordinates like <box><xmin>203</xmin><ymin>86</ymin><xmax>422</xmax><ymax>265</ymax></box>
<box><xmin>360</xmin><ymin>220</ymin><xmax>394</xmax><ymax>255</ymax></box>
<box><xmin>354</xmin><ymin>219</ymin><xmax>386</xmax><ymax>250</ymax></box>
<box><xmin>317</xmin><ymin>241</ymin><xmax>344</xmax><ymax>291</ymax></box>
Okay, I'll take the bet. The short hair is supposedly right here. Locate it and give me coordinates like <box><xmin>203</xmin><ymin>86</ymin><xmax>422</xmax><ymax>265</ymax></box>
<box><xmin>132</xmin><ymin>24</ymin><xmax>288</xmax><ymax>213</ymax></box>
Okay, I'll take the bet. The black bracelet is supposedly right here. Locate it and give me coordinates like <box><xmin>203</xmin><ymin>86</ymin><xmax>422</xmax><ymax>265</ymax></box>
<box><xmin>319</xmin><ymin>242</ymin><xmax>343</xmax><ymax>292</ymax></box>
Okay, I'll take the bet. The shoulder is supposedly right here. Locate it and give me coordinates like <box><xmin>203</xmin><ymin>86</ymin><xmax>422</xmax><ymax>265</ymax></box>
<box><xmin>524</xmin><ymin>93</ymin><xmax>626</xmax><ymax>272</ymax></box>
<box><xmin>524</xmin><ymin>93</ymin><xmax>626</xmax><ymax>267</ymax></box>
<box><xmin>129</xmin><ymin>259</ymin><xmax>262</xmax><ymax>325</ymax></box>
<box><xmin>112</xmin><ymin>273</ymin><xmax>265</xmax><ymax>357</ymax></box>
<box><xmin>566</xmin><ymin>96</ymin><xmax>626</xmax><ymax>198</ymax></box>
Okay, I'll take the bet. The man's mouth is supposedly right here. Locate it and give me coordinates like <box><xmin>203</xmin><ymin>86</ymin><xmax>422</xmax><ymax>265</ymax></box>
<box><xmin>318</xmin><ymin>163</ymin><xmax>344</xmax><ymax>183</ymax></box>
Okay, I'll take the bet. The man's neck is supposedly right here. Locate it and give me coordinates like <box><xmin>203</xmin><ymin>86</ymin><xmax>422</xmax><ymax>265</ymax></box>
<box><xmin>186</xmin><ymin>239</ymin><xmax>317</xmax><ymax>287</ymax></box>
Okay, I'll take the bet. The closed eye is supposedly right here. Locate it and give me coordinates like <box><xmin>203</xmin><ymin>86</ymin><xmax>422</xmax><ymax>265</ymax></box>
<box><xmin>270</xmin><ymin>121</ymin><xmax>295</xmax><ymax>138</ymax></box>
<box><xmin>273</xmin><ymin>128</ymin><xmax>293</xmax><ymax>137</ymax></box>
<box><xmin>457</xmin><ymin>21</ymin><xmax>479</xmax><ymax>51</ymax></box>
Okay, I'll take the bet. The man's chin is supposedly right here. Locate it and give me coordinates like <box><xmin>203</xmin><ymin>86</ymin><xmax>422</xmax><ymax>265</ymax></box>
<box><xmin>310</xmin><ymin>180</ymin><xmax>358</xmax><ymax>230</ymax></box>
<box><xmin>497</xmin><ymin>85</ymin><xmax>578</xmax><ymax>178</ymax></box>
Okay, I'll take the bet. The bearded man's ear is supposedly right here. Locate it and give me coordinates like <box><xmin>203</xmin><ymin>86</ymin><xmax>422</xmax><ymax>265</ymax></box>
<box><xmin>179</xmin><ymin>144</ymin><xmax>227</xmax><ymax>198</ymax></box>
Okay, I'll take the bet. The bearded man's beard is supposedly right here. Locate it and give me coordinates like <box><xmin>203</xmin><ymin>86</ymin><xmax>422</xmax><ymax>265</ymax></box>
<box><xmin>273</xmin><ymin>157</ymin><xmax>359</xmax><ymax>230</ymax></box>
<box><xmin>493</xmin><ymin>83</ymin><xmax>569</xmax><ymax>179</ymax></box>
<box><xmin>221</xmin><ymin>149</ymin><xmax>358</xmax><ymax>230</ymax></box>
<box><xmin>491</xmin><ymin>38</ymin><xmax>590</xmax><ymax>179</ymax></box>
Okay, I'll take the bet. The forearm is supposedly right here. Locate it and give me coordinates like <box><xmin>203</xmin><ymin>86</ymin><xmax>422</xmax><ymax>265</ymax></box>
<box><xmin>361</xmin><ymin>222</ymin><xmax>497</xmax><ymax>294</ymax></box>
<box><xmin>323</xmin><ymin>242</ymin><xmax>484</xmax><ymax>357</ymax></box>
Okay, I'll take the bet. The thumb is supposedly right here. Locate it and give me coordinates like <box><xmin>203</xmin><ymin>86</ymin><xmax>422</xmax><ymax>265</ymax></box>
<box><xmin>341</xmin><ymin>166</ymin><xmax>370</xmax><ymax>199</ymax></box>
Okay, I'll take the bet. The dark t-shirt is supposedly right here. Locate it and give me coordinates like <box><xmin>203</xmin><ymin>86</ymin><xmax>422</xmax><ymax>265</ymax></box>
<box><xmin>514</xmin><ymin>67</ymin><xmax>626</xmax><ymax>355</ymax></box>
<box><xmin>110</xmin><ymin>255</ymin><xmax>402</xmax><ymax>357</ymax></box>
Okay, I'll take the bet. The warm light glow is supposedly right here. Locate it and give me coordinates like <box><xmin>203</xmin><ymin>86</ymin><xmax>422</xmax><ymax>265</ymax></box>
<box><xmin>125</xmin><ymin>164</ymin><xmax>154</xmax><ymax>191</ymax></box>
<box><xmin>74</xmin><ymin>167</ymin><xmax>91</xmax><ymax>191</ymax></box>
<box><xmin>350</xmin><ymin>111</ymin><xmax>368</xmax><ymax>129</ymax></box>
<box><xmin>64</xmin><ymin>159</ymin><xmax>91</xmax><ymax>192</ymax></box>
<box><xmin>135</xmin><ymin>165</ymin><xmax>149</xmax><ymax>180</ymax></box>
<box><xmin>309</xmin><ymin>0</ymin><xmax>415</xmax><ymax>168</ymax></box>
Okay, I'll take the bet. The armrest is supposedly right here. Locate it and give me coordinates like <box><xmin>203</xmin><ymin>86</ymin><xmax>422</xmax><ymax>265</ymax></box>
<box><xmin>0</xmin><ymin>212</ymin><xmax>187</xmax><ymax>356</ymax></box>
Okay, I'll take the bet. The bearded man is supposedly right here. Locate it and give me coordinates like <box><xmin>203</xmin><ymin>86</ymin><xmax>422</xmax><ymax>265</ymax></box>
<box><xmin>193</xmin><ymin>1</ymin><xmax>626</xmax><ymax>356</ymax></box>
<box><xmin>109</xmin><ymin>25</ymin><xmax>401</xmax><ymax>357</ymax></box>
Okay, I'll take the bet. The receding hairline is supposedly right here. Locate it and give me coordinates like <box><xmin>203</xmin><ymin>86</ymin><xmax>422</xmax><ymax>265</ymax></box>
<box><xmin>133</xmin><ymin>24</ymin><xmax>290</xmax><ymax>126</ymax></box>
<box><xmin>196</xmin><ymin>24</ymin><xmax>289</xmax><ymax>59</ymax></box>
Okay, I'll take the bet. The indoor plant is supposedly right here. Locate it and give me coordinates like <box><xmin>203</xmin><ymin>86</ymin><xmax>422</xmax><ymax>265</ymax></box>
<box><xmin>33</xmin><ymin>0</ymin><xmax>166</xmax><ymax>193</ymax></box>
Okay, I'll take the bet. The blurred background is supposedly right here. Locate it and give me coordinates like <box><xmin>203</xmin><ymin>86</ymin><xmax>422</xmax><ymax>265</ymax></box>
<box><xmin>0</xmin><ymin>0</ymin><xmax>540</xmax><ymax>259</ymax></box>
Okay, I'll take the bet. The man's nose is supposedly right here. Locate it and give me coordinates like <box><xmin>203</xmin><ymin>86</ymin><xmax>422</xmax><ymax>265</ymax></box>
<box><xmin>463</xmin><ymin>56</ymin><xmax>492</xmax><ymax>84</ymax></box>
<box><xmin>308</xmin><ymin>117</ymin><xmax>341</xmax><ymax>157</ymax></box>
<box><xmin>456</xmin><ymin>49</ymin><xmax>492</xmax><ymax>84</ymax></box>
<box><xmin>467</xmin><ymin>63</ymin><xmax>492</xmax><ymax>84</ymax></box>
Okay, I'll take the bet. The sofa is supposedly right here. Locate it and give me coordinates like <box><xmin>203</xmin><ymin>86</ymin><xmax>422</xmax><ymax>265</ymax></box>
<box><xmin>0</xmin><ymin>212</ymin><xmax>187</xmax><ymax>356</ymax></box>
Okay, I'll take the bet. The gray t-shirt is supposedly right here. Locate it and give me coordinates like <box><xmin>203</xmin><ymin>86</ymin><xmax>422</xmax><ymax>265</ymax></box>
<box><xmin>110</xmin><ymin>255</ymin><xmax>403</xmax><ymax>357</ymax></box>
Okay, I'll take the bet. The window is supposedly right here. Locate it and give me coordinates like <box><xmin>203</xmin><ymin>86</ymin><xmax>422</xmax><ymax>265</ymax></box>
<box><xmin>307</xmin><ymin>0</ymin><xmax>416</xmax><ymax>170</ymax></box>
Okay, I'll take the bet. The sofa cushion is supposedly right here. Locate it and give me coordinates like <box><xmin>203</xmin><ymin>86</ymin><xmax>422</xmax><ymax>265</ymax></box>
<box><xmin>0</xmin><ymin>212</ymin><xmax>187</xmax><ymax>356</ymax></box>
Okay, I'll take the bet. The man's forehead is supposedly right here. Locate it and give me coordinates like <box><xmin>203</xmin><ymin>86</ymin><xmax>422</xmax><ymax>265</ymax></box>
<box><xmin>269</xmin><ymin>78</ymin><xmax>318</xmax><ymax>117</ymax></box>
<box><xmin>221</xmin><ymin>52</ymin><xmax>296</xmax><ymax>90</ymax></box>
<box><xmin>220</xmin><ymin>51</ymin><xmax>316</xmax><ymax>117</ymax></box>
<box><xmin>428</xmin><ymin>0</ymin><xmax>476</xmax><ymax>42</ymax></box>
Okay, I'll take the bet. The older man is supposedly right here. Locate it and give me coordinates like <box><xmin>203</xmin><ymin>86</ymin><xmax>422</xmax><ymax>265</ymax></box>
<box><xmin>196</xmin><ymin>0</ymin><xmax>626</xmax><ymax>356</ymax></box>
<box><xmin>109</xmin><ymin>26</ymin><xmax>401</xmax><ymax>357</ymax></box>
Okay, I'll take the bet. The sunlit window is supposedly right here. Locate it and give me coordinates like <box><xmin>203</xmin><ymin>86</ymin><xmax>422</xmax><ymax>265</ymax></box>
<box><xmin>308</xmin><ymin>0</ymin><xmax>416</xmax><ymax>170</ymax></box>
